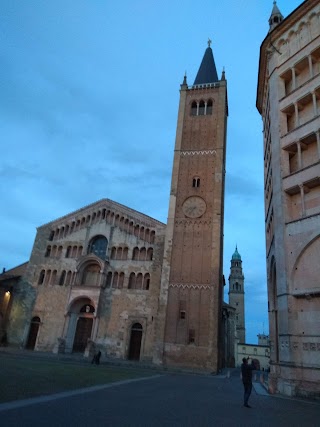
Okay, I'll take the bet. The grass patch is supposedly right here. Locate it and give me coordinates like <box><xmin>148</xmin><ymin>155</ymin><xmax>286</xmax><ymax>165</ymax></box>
<box><xmin>0</xmin><ymin>355</ymin><xmax>155</xmax><ymax>403</ymax></box>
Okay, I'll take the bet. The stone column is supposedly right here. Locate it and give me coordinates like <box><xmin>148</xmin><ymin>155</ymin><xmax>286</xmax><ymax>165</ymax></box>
<box><xmin>294</xmin><ymin>103</ymin><xmax>299</xmax><ymax>128</ymax></box>
<box><xmin>316</xmin><ymin>130</ymin><xmax>320</xmax><ymax>160</ymax></box>
<box><xmin>291</xmin><ymin>68</ymin><xmax>296</xmax><ymax>91</ymax></box>
<box><xmin>308</xmin><ymin>54</ymin><xmax>313</xmax><ymax>79</ymax></box>
<box><xmin>312</xmin><ymin>91</ymin><xmax>317</xmax><ymax>116</ymax></box>
<box><xmin>296</xmin><ymin>141</ymin><xmax>302</xmax><ymax>170</ymax></box>
<box><xmin>299</xmin><ymin>184</ymin><xmax>306</xmax><ymax>217</ymax></box>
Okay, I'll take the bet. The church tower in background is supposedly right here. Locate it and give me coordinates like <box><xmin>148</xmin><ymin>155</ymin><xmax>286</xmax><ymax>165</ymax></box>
<box><xmin>154</xmin><ymin>41</ymin><xmax>228</xmax><ymax>372</ymax></box>
<box><xmin>228</xmin><ymin>246</ymin><xmax>245</xmax><ymax>343</ymax></box>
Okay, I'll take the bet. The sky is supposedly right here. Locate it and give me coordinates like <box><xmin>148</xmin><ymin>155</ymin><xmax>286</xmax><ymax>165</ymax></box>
<box><xmin>1</xmin><ymin>0</ymin><xmax>303</xmax><ymax>344</ymax></box>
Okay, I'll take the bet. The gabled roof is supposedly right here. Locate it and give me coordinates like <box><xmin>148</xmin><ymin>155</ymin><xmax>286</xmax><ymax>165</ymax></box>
<box><xmin>193</xmin><ymin>46</ymin><xmax>219</xmax><ymax>85</ymax></box>
<box><xmin>38</xmin><ymin>198</ymin><xmax>166</xmax><ymax>229</ymax></box>
<box><xmin>0</xmin><ymin>262</ymin><xmax>28</xmax><ymax>282</ymax></box>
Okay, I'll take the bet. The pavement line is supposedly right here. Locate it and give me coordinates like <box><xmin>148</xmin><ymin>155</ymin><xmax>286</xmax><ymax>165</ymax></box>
<box><xmin>0</xmin><ymin>374</ymin><xmax>164</xmax><ymax>412</ymax></box>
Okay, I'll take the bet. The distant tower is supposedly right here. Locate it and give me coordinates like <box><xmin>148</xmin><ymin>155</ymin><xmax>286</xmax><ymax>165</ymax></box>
<box><xmin>268</xmin><ymin>1</ymin><xmax>283</xmax><ymax>31</ymax></box>
<box><xmin>228</xmin><ymin>246</ymin><xmax>245</xmax><ymax>343</ymax></box>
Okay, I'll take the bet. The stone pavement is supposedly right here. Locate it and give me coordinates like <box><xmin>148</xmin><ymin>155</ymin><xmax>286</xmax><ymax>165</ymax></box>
<box><xmin>0</xmin><ymin>348</ymin><xmax>319</xmax><ymax>427</ymax></box>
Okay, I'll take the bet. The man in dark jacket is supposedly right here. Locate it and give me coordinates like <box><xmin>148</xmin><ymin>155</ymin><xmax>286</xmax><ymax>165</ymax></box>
<box><xmin>241</xmin><ymin>357</ymin><xmax>255</xmax><ymax>408</ymax></box>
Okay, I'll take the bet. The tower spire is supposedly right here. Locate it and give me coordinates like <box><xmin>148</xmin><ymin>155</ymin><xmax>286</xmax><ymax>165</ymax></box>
<box><xmin>269</xmin><ymin>1</ymin><xmax>283</xmax><ymax>31</ymax></box>
<box><xmin>193</xmin><ymin>41</ymin><xmax>218</xmax><ymax>86</ymax></box>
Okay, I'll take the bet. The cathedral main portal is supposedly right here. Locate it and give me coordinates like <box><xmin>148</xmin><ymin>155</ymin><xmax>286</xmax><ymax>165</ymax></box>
<box><xmin>72</xmin><ymin>317</ymin><xmax>93</xmax><ymax>352</ymax></box>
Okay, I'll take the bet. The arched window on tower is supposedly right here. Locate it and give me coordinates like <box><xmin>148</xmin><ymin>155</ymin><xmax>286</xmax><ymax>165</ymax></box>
<box><xmin>198</xmin><ymin>100</ymin><xmax>205</xmax><ymax>115</ymax></box>
<box><xmin>192</xmin><ymin>177</ymin><xmax>200</xmax><ymax>188</ymax></box>
<box><xmin>207</xmin><ymin>99</ymin><xmax>213</xmax><ymax>115</ymax></box>
<box><xmin>191</xmin><ymin>101</ymin><xmax>197</xmax><ymax>116</ymax></box>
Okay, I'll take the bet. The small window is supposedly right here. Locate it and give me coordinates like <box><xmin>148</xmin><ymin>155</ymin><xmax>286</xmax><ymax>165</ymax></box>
<box><xmin>207</xmin><ymin>99</ymin><xmax>213</xmax><ymax>115</ymax></box>
<box><xmin>199</xmin><ymin>100</ymin><xmax>205</xmax><ymax>115</ymax></box>
<box><xmin>143</xmin><ymin>273</ymin><xmax>150</xmax><ymax>290</ymax></box>
<box><xmin>59</xmin><ymin>271</ymin><xmax>66</xmax><ymax>286</ymax></box>
<box><xmin>112</xmin><ymin>272</ymin><xmax>118</xmax><ymax>288</ymax></box>
<box><xmin>48</xmin><ymin>231</ymin><xmax>54</xmax><ymax>241</ymax></box>
<box><xmin>132</xmin><ymin>247</ymin><xmax>139</xmax><ymax>261</ymax></box>
<box><xmin>191</xmin><ymin>101</ymin><xmax>197</xmax><ymax>116</ymax></box>
<box><xmin>128</xmin><ymin>272</ymin><xmax>136</xmax><ymax>289</ymax></box>
<box><xmin>106</xmin><ymin>272</ymin><xmax>112</xmax><ymax>288</ymax></box>
<box><xmin>188</xmin><ymin>329</ymin><xmax>195</xmax><ymax>344</ymax></box>
<box><xmin>192</xmin><ymin>177</ymin><xmax>200</xmax><ymax>188</ymax></box>
<box><xmin>118</xmin><ymin>272</ymin><xmax>124</xmax><ymax>289</ymax></box>
<box><xmin>147</xmin><ymin>248</ymin><xmax>153</xmax><ymax>261</ymax></box>
<box><xmin>38</xmin><ymin>270</ymin><xmax>45</xmax><ymax>285</ymax></box>
<box><xmin>45</xmin><ymin>246</ymin><xmax>51</xmax><ymax>257</ymax></box>
<box><xmin>180</xmin><ymin>310</ymin><xmax>186</xmax><ymax>319</ymax></box>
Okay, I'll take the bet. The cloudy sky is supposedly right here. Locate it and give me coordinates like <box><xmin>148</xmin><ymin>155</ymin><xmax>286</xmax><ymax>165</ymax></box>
<box><xmin>1</xmin><ymin>0</ymin><xmax>302</xmax><ymax>344</ymax></box>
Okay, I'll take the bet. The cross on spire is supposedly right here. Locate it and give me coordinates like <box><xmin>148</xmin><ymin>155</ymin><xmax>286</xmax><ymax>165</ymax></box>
<box><xmin>208</xmin><ymin>38</ymin><xmax>212</xmax><ymax>48</ymax></box>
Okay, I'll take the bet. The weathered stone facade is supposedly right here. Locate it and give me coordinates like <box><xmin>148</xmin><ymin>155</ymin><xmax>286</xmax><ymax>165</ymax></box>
<box><xmin>22</xmin><ymin>199</ymin><xmax>166</xmax><ymax>361</ymax></box>
<box><xmin>257</xmin><ymin>0</ymin><xmax>320</xmax><ymax>398</ymax></box>
<box><xmin>0</xmin><ymin>263</ymin><xmax>34</xmax><ymax>348</ymax></box>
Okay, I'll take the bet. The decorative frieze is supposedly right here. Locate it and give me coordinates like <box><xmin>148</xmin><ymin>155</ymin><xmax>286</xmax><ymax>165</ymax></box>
<box><xmin>278</xmin><ymin>339</ymin><xmax>320</xmax><ymax>351</ymax></box>
<box><xmin>180</xmin><ymin>150</ymin><xmax>217</xmax><ymax>156</ymax></box>
<box><xmin>169</xmin><ymin>283</ymin><xmax>211</xmax><ymax>290</ymax></box>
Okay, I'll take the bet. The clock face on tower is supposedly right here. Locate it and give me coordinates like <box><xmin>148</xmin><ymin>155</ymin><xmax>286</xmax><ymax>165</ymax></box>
<box><xmin>182</xmin><ymin>196</ymin><xmax>207</xmax><ymax>218</ymax></box>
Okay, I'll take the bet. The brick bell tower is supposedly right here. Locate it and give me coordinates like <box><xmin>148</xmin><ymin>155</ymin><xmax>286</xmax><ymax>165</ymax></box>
<box><xmin>154</xmin><ymin>41</ymin><xmax>228</xmax><ymax>372</ymax></box>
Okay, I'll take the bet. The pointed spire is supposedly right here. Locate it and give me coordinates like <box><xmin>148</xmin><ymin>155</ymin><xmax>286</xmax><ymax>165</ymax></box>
<box><xmin>221</xmin><ymin>67</ymin><xmax>226</xmax><ymax>81</ymax></box>
<box><xmin>193</xmin><ymin>40</ymin><xmax>219</xmax><ymax>86</ymax></box>
<box><xmin>180</xmin><ymin>72</ymin><xmax>188</xmax><ymax>90</ymax></box>
<box><xmin>269</xmin><ymin>1</ymin><xmax>283</xmax><ymax>31</ymax></box>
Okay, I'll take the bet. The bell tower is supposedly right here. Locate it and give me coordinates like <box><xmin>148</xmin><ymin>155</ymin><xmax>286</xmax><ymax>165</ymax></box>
<box><xmin>228</xmin><ymin>246</ymin><xmax>245</xmax><ymax>343</ymax></box>
<box><xmin>154</xmin><ymin>41</ymin><xmax>228</xmax><ymax>372</ymax></box>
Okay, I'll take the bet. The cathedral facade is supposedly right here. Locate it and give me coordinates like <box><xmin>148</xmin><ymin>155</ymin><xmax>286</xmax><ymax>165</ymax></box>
<box><xmin>1</xmin><ymin>44</ymin><xmax>233</xmax><ymax>372</ymax></box>
<box><xmin>257</xmin><ymin>0</ymin><xmax>320</xmax><ymax>398</ymax></box>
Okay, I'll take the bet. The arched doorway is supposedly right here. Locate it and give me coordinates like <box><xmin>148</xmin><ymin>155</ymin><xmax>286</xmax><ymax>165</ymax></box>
<box><xmin>72</xmin><ymin>304</ymin><xmax>95</xmax><ymax>353</ymax></box>
<box><xmin>128</xmin><ymin>323</ymin><xmax>143</xmax><ymax>360</ymax></box>
<box><xmin>26</xmin><ymin>316</ymin><xmax>41</xmax><ymax>350</ymax></box>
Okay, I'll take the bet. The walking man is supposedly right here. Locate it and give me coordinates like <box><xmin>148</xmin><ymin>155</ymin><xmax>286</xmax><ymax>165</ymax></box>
<box><xmin>241</xmin><ymin>357</ymin><xmax>255</xmax><ymax>408</ymax></box>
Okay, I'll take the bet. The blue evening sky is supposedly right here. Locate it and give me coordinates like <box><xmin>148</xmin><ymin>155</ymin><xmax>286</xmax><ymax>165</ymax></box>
<box><xmin>1</xmin><ymin>1</ymin><xmax>302</xmax><ymax>344</ymax></box>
